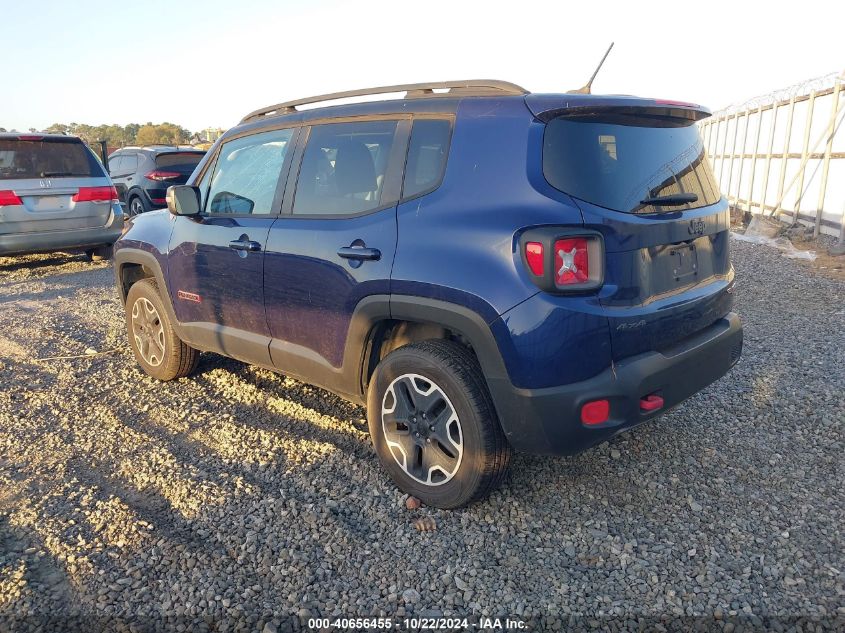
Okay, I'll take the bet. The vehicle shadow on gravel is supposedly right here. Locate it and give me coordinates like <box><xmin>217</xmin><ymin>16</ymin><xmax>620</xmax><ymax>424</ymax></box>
<box><xmin>0</xmin><ymin>253</ymin><xmax>97</xmax><ymax>278</ymax></box>
<box><xmin>192</xmin><ymin>354</ymin><xmax>368</xmax><ymax>430</ymax></box>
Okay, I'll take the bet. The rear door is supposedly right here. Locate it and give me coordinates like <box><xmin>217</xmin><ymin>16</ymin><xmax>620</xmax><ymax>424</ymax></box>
<box><xmin>264</xmin><ymin>119</ymin><xmax>407</xmax><ymax>389</ymax></box>
<box><xmin>539</xmin><ymin>104</ymin><xmax>733</xmax><ymax>360</ymax></box>
<box><xmin>167</xmin><ymin>128</ymin><xmax>296</xmax><ymax>366</ymax></box>
<box><xmin>0</xmin><ymin>136</ymin><xmax>113</xmax><ymax>235</ymax></box>
<box><xmin>108</xmin><ymin>153</ymin><xmax>130</xmax><ymax>204</ymax></box>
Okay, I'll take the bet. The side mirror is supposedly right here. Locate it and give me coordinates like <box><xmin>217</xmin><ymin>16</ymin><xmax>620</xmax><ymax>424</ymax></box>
<box><xmin>166</xmin><ymin>185</ymin><xmax>201</xmax><ymax>216</ymax></box>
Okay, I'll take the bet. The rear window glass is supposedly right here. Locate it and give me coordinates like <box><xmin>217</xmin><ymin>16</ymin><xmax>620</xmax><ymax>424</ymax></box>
<box><xmin>294</xmin><ymin>120</ymin><xmax>398</xmax><ymax>216</ymax></box>
<box><xmin>402</xmin><ymin>119</ymin><xmax>451</xmax><ymax>199</ymax></box>
<box><xmin>155</xmin><ymin>152</ymin><xmax>205</xmax><ymax>173</ymax></box>
<box><xmin>0</xmin><ymin>138</ymin><xmax>104</xmax><ymax>180</ymax></box>
<box><xmin>543</xmin><ymin>115</ymin><xmax>721</xmax><ymax>213</ymax></box>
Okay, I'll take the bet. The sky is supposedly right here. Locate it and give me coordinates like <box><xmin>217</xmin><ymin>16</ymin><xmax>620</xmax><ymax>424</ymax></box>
<box><xmin>1</xmin><ymin>0</ymin><xmax>842</xmax><ymax>133</ymax></box>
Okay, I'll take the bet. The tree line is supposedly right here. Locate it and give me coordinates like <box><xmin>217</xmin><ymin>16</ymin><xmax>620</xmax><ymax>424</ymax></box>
<box><xmin>0</xmin><ymin>122</ymin><xmax>194</xmax><ymax>146</ymax></box>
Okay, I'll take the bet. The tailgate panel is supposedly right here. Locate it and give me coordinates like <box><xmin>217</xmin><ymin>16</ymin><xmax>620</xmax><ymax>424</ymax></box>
<box><xmin>0</xmin><ymin>178</ymin><xmax>113</xmax><ymax>234</ymax></box>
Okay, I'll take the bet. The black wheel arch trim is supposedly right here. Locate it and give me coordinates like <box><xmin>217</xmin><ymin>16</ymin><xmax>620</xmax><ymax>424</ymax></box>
<box><xmin>114</xmin><ymin>247</ymin><xmax>179</xmax><ymax>323</ymax></box>
<box><xmin>385</xmin><ymin>296</ymin><xmax>512</xmax><ymax>430</ymax></box>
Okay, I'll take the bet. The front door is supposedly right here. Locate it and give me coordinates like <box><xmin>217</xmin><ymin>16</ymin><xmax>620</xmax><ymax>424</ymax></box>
<box><xmin>167</xmin><ymin>127</ymin><xmax>296</xmax><ymax>366</ymax></box>
<box><xmin>264</xmin><ymin>119</ymin><xmax>406</xmax><ymax>392</ymax></box>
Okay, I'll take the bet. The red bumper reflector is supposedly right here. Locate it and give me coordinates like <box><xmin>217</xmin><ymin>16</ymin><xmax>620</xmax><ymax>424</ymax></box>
<box><xmin>640</xmin><ymin>394</ymin><xmax>664</xmax><ymax>412</ymax></box>
<box><xmin>581</xmin><ymin>399</ymin><xmax>610</xmax><ymax>425</ymax></box>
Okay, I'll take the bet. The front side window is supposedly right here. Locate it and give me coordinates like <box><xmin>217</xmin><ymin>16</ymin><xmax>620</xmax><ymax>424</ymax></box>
<box><xmin>293</xmin><ymin>120</ymin><xmax>398</xmax><ymax>216</ymax></box>
<box><xmin>402</xmin><ymin>118</ymin><xmax>451</xmax><ymax>198</ymax></box>
<box><xmin>108</xmin><ymin>155</ymin><xmax>124</xmax><ymax>175</ymax></box>
<box><xmin>206</xmin><ymin>128</ymin><xmax>294</xmax><ymax>215</ymax></box>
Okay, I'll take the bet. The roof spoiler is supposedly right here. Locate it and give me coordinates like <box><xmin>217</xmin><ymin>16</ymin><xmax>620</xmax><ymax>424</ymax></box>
<box><xmin>525</xmin><ymin>94</ymin><xmax>712</xmax><ymax>124</ymax></box>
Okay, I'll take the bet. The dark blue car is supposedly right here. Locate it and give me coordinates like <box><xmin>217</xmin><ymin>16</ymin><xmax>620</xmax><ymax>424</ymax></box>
<box><xmin>114</xmin><ymin>80</ymin><xmax>743</xmax><ymax>508</ymax></box>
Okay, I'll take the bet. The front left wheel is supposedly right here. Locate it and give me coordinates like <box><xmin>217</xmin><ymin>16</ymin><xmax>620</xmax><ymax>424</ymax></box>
<box><xmin>125</xmin><ymin>278</ymin><xmax>198</xmax><ymax>380</ymax></box>
<box><xmin>367</xmin><ymin>339</ymin><xmax>511</xmax><ymax>509</ymax></box>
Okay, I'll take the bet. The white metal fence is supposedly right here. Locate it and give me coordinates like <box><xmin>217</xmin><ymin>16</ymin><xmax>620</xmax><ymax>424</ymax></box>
<box><xmin>699</xmin><ymin>71</ymin><xmax>845</xmax><ymax>238</ymax></box>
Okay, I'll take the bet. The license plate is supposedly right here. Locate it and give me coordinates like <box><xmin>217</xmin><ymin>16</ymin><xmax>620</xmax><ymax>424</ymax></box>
<box><xmin>31</xmin><ymin>195</ymin><xmax>68</xmax><ymax>211</ymax></box>
<box><xmin>670</xmin><ymin>244</ymin><xmax>698</xmax><ymax>281</ymax></box>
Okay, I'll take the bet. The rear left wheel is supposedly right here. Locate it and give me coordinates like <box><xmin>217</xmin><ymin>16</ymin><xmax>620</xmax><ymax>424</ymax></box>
<box><xmin>367</xmin><ymin>339</ymin><xmax>511</xmax><ymax>508</ymax></box>
<box><xmin>85</xmin><ymin>245</ymin><xmax>112</xmax><ymax>261</ymax></box>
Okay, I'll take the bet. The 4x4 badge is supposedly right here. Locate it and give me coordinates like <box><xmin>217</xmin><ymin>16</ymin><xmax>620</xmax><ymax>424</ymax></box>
<box><xmin>688</xmin><ymin>218</ymin><xmax>705</xmax><ymax>235</ymax></box>
<box><xmin>39</xmin><ymin>179</ymin><xmax>52</xmax><ymax>188</ymax></box>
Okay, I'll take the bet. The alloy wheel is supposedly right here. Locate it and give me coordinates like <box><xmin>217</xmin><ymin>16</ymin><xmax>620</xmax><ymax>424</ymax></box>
<box><xmin>131</xmin><ymin>297</ymin><xmax>165</xmax><ymax>366</ymax></box>
<box><xmin>381</xmin><ymin>373</ymin><xmax>464</xmax><ymax>486</ymax></box>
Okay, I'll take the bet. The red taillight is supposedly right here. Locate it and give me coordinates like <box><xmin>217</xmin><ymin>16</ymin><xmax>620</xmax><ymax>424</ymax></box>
<box><xmin>150</xmin><ymin>198</ymin><xmax>167</xmax><ymax>206</ymax></box>
<box><xmin>581</xmin><ymin>399</ymin><xmax>610</xmax><ymax>425</ymax></box>
<box><xmin>525</xmin><ymin>242</ymin><xmax>544</xmax><ymax>276</ymax></box>
<box><xmin>16</xmin><ymin>135</ymin><xmax>44</xmax><ymax>141</ymax></box>
<box><xmin>554</xmin><ymin>237</ymin><xmax>589</xmax><ymax>286</ymax></box>
<box><xmin>0</xmin><ymin>190</ymin><xmax>23</xmax><ymax>206</ymax></box>
<box><xmin>145</xmin><ymin>170</ymin><xmax>181</xmax><ymax>181</ymax></box>
<box><xmin>72</xmin><ymin>186</ymin><xmax>118</xmax><ymax>203</ymax></box>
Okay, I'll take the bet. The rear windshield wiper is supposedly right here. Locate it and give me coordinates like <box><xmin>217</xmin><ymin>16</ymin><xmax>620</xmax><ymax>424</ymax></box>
<box><xmin>39</xmin><ymin>171</ymin><xmax>76</xmax><ymax>177</ymax></box>
<box><xmin>640</xmin><ymin>193</ymin><xmax>698</xmax><ymax>206</ymax></box>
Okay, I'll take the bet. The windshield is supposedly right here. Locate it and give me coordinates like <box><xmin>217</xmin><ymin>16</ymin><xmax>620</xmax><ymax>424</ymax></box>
<box><xmin>543</xmin><ymin>114</ymin><xmax>722</xmax><ymax>214</ymax></box>
<box><xmin>0</xmin><ymin>137</ymin><xmax>105</xmax><ymax>180</ymax></box>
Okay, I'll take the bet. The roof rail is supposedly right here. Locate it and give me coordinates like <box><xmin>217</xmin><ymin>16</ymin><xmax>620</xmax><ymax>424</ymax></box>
<box><xmin>240</xmin><ymin>79</ymin><xmax>528</xmax><ymax>123</ymax></box>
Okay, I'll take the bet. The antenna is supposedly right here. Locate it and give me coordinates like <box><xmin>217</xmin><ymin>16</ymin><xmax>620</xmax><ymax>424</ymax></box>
<box><xmin>567</xmin><ymin>42</ymin><xmax>615</xmax><ymax>95</ymax></box>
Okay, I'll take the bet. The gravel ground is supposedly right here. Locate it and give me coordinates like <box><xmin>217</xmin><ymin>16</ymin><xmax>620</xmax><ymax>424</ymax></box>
<box><xmin>0</xmin><ymin>240</ymin><xmax>843</xmax><ymax>632</ymax></box>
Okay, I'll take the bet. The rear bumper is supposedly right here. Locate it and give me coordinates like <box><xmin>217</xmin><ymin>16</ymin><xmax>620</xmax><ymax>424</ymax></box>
<box><xmin>0</xmin><ymin>206</ymin><xmax>124</xmax><ymax>256</ymax></box>
<box><xmin>489</xmin><ymin>312</ymin><xmax>743</xmax><ymax>455</ymax></box>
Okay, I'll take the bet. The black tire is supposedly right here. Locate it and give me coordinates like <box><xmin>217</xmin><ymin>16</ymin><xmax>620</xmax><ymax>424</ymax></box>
<box><xmin>367</xmin><ymin>339</ymin><xmax>511</xmax><ymax>509</ymax></box>
<box><xmin>128</xmin><ymin>195</ymin><xmax>147</xmax><ymax>217</ymax></box>
<box><xmin>125</xmin><ymin>278</ymin><xmax>198</xmax><ymax>381</ymax></box>
<box><xmin>85</xmin><ymin>244</ymin><xmax>113</xmax><ymax>261</ymax></box>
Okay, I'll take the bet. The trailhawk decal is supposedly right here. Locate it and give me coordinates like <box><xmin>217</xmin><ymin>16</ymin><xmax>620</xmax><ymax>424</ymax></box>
<box><xmin>176</xmin><ymin>290</ymin><xmax>202</xmax><ymax>303</ymax></box>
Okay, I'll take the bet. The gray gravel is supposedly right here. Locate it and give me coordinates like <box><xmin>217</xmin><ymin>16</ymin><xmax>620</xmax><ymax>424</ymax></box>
<box><xmin>0</xmin><ymin>240</ymin><xmax>843</xmax><ymax>632</ymax></box>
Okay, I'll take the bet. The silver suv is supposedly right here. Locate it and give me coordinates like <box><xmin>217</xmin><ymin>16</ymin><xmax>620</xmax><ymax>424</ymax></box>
<box><xmin>0</xmin><ymin>133</ymin><xmax>124</xmax><ymax>258</ymax></box>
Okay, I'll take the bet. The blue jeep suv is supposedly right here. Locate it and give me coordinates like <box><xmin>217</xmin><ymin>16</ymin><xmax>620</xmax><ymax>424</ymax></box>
<box><xmin>113</xmin><ymin>80</ymin><xmax>743</xmax><ymax>508</ymax></box>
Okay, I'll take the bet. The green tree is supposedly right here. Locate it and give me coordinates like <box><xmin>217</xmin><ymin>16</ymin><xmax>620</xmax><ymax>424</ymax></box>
<box><xmin>135</xmin><ymin>122</ymin><xmax>191</xmax><ymax>145</ymax></box>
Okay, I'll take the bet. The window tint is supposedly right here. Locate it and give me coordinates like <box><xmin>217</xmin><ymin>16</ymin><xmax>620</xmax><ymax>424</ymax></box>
<box><xmin>155</xmin><ymin>152</ymin><xmax>204</xmax><ymax>174</ymax></box>
<box><xmin>403</xmin><ymin>119</ymin><xmax>451</xmax><ymax>198</ymax></box>
<box><xmin>543</xmin><ymin>115</ymin><xmax>721</xmax><ymax>214</ymax></box>
<box><xmin>0</xmin><ymin>138</ymin><xmax>104</xmax><ymax>180</ymax></box>
<box><xmin>206</xmin><ymin>129</ymin><xmax>293</xmax><ymax>215</ymax></box>
<box><xmin>293</xmin><ymin>120</ymin><xmax>398</xmax><ymax>216</ymax></box>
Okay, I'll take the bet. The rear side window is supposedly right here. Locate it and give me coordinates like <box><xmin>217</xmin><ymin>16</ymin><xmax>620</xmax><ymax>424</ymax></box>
<box><xmin>123</xmin><ymin>154</ymin><xmax>139</xmax><ymax>172</ymax></box>
<box><xmin>293</xmin><ymin>120</ymin><xmax>398</xmax><ymax>216</ymax></box>
<box><xmin>402</xmin><ymin>119</ymin><xmax>451</xmax><ymax>199</ymax></box>
<box><xmin>206</xmin><ymin>128</ymin><xmax>294</xmax><ymax>215</ymax></box>
<box><xmin>0</xmin><ymin>138</ymin><xmax>104</xmax><ymax>180</ymax></box>
<box><xmin>155</xmin><ymin>152</ymin><xmax>204</xmax><ymax>174</ymax></box>
<box><xmin>543</xmin><ymin>115</ymin><xmax>721</xmax><ymax>214</ymax></box>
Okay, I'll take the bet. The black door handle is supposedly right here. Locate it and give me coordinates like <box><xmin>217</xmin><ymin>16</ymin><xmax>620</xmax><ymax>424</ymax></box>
<box><xmin>229</xmin><ymin>239</ymin><xmax>262</xmax><ymax>252</ymax></box>
<box><xmin>337</xmin><ymin>246</ymin><xmax>381</xmax><ymax>261</ymax></box>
